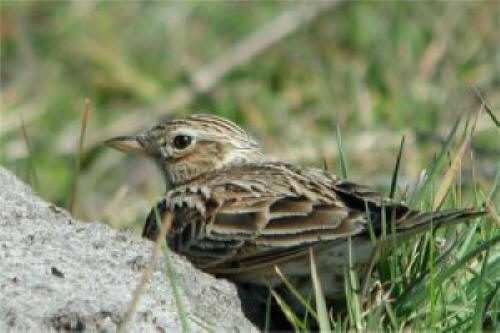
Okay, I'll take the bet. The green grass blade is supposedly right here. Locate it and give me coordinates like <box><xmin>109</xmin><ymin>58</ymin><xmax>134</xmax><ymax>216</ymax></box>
<box><xmin>389</xmin><ymin>135</ymin><xmax>405</xmax><ymax>200</ymax></box>
<box><xmin>384</xmin><ymin>294</ymin><xmax>399</xmax><ymax>331</ymax></box>
<box><xmin>472</xmin><ymin>248</ymin><xmax>490</xmax><ymax>331</ymax></box>
<box><xmin>396</xmin><ymin>232</ymin><xmax>464</xmax><ymax>309</ymax></box>
<box><xmin>364</xmin><ymin>200</ymin><xmax>377</xmax><ymax>244</ymax></box>
<box><xmin>380</xmin><ymin>203</ymin><xmax>387</xmax><ymax>242</ymax></box>
<box><xmin>396</xmin><ymin>233</ymin><xmax>500</xmax><ymax>313</ymax></box>
<box><xmin>481</xmin><ymin>283</ymin><xmax>499</xmax><ymax>330</ymax></box>
<box><xmin>275</xmin><ymin>266</ymin><xmax>318</xmax><ymax>320</ymax></box>
<box><xmin>456</xmin><ymin>219</ymin><xmax>480</xmax><ymax>259</ymax></box>
<box><xmin>344</xmin><ymin>237</ymin><xmax>363</xmax><ymax>331</ymax></box>
<box><xmin>427</xmin><ymin>218</ymin><xmax>436</xmax><ymax>329</ymax></box>
<box><xmin>162</xmin><ymin>245</ymin><xmax>191</xmax><ymax>333</ymax></box>
<box><xmin>270</xmin><ymin>289</ymin><xmax>302</xmax><ymax>332</ymax></box>
<box><xmin>154</xmin><ymin>207</ymin><xmax>191</xmax><ymax>333</ymax></box>
<box><xmin>336</xmin><ymin>124</ymin><xmax>348</xmax><ymax>179</ymax></box>
<box><xmin>309</xmin><ymin>248</ymin><xmax>331</xmax><ymax>332</ymax></box>
<box><xmin>411</xmin><ymin>115</ymin><xmax>462</xmax><ymax>206</ymax></box>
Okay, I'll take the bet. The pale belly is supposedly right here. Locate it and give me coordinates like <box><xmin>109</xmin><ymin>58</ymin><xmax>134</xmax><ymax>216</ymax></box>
<box><xmin>225</xmin><ymin>238</ymin><xmax>376</xmax><ymax>300</ymax></box>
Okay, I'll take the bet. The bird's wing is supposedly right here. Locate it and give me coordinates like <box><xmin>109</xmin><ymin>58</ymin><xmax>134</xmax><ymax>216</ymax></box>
<box><xmin>331</xmin><ymin>180</ymin><xmax>484</xmax><ymax>237</ymax></box>
<box><xmin>144</xmin><ymin>163</ymin><xmax>367</xmax><ymax>269</ymax></box>
<box><xmin>143</xmin><ymin>162</ymin><xmax>484</xmax><ymax>274</ymax></box>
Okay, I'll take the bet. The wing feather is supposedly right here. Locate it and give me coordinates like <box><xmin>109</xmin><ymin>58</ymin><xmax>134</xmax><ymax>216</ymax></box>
<box><xmin>210</xmin><ymin>211</ymin><xmax>268</xmax><ymax>234</ymax></box>
<box><xmin>255</xmin><ymin>217</ymin><xmax>365</xmax><ymax>247</ymax></box>
<box><xmin>268</xmin><ymin>196</ymin><xmax>314</xmax><ymax>217</ymax></box>
<box><xmin>264</xmin><ymin>204</ymin><xmax>347</xmax><ymax>234</ymax></box>
<box><xmin>144</xmin><ymin>162</ymin><xmax>482</xmax><ymax>282</ymax></box>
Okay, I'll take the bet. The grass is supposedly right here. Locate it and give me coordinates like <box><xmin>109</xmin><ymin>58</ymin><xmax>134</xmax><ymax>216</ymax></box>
<box><xmin>19</xmin><ymin>113</ymin><xmax>38</xmax><ymax>190</ymax></box>
<box><xmin>162</xmin><ymin>244</ymin><xmax>191</xmax><ymax>333</ymax></box>
<box><xmin>267</xmin><ymin>115</ymin><xmax>498</xmax><ymax>331</ymax></box>
<box><xmin>1</xmin><ymin>1</ymin><xmax>498</xmax><ymax>332</ymax></box>
<box><xmin>67</xmin><ymin>98</ymin><xmax>91</xmax><ymax>214</ymax></box>
<box><xmin>310</xmin><ymin>247</ymin><xmax>331</xmax><ymax>332</ymax></box>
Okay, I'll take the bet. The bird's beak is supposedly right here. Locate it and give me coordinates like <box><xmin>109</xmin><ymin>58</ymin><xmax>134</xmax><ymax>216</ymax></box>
<box><xmin>105</xmin><ymin>135</ymin><xmax>149</xmax><ymax>156</ymax></box>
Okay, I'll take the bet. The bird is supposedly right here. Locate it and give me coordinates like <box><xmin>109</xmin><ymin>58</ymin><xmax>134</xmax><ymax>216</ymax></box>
<box><xmin>106</xmin><ymin>114</ymin><xmax>484</xmax><ymax>300</ymax></box>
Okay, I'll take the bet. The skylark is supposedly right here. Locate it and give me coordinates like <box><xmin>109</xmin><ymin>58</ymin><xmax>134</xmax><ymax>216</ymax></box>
<box><xmin>106</xmin><ymin>114</ymin><xmax>483</xmax><ymax>299</ymax></box>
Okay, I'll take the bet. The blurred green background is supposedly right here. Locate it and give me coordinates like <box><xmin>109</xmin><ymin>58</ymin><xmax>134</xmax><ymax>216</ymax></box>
<box><xmin>1</xmin><ymin>1</ymin><xmax>498</xmax><ymax>231</ymax></box>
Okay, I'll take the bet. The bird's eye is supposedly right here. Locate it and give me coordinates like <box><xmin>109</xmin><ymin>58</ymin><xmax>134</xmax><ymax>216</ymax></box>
<box><xmin>173</xmin><ymin>135</ymin><xmax>192</xmax><ymax>150</ymax></box>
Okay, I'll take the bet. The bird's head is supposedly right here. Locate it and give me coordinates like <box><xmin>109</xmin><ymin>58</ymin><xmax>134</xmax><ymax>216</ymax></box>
<box><xmin>106</xmin><ymin>114</ymin><xmax>264</xmax><ymax>187</ymax></box>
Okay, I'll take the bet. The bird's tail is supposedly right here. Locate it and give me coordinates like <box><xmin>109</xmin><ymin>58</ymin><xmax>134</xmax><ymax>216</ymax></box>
<box><xmin>378</xmin><ymin>207</ymin><xmax>486</xmax><ymax>245</ymax></box>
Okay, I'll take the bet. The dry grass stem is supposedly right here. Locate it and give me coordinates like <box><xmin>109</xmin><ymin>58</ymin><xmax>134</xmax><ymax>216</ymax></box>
<box><xmin>432</xmin><ymin>128</ymin><xmax>471</xmax><ymax>211</ymax></box>
<box><xmin>19</xmin><ymin>114</ymin><xmax>38</xmax><ymax>189</ymax></box>
<box><xmin>118</xmin><ymin>211</ymin><xmax>173</xmax><ymax>333</ymax></box>
<box><xmin>67</xmin><ymin>98</ymin><xmax>91</xmax><ymax>214</ymax></box>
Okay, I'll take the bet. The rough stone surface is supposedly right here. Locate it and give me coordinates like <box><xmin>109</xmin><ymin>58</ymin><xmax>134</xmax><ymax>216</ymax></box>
<box><xmin>0</xmin><ymin>167</ymin><xmax>256</xmax><ymax>332</ymax></box>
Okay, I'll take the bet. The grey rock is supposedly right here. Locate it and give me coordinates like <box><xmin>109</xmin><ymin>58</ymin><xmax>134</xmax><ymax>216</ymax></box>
<box><xmin>0</xmin><ymin>167</ymin><xmax>256</xmax><ymax>332</ymax></box>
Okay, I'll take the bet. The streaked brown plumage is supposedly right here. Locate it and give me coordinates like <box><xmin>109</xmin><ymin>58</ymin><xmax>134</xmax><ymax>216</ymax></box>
<box><xmin>106</xmin><ymin>114</ymin><xmax>484</xmax><ymax>299</ymax></box>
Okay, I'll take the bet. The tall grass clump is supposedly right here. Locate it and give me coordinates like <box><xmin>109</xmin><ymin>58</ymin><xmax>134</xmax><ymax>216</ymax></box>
<box><xmin>269</xmin><ymin>112</ymin><xmax>498</xmax><ymax>331</ymax></box>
